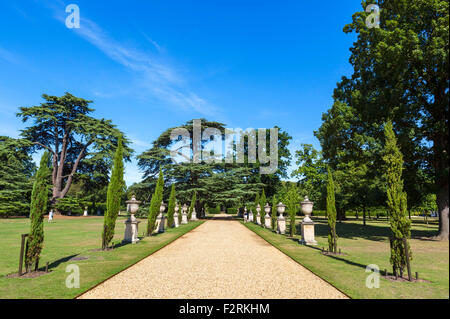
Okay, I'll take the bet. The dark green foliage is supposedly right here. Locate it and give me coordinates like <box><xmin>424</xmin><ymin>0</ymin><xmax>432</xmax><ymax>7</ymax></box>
<box><xmin>136</xmin><ymin>119</ymin><xmax>291</xmax><ymax>211</ymax></box>
<box><xmin>383</xmin><ymin>121</ymin><xmax>411</xmax><ymax>275</ymax></box>
<box><xmin>25</xmin><ymin>152</ymin><xmax>50</xmax><ymax>271</ymax></box>
<box><xmin>0</xmin><ymin>137</ymin><xmax>35</xmax><ymax>216</ymax></box>
<box><xmin>284</xmin><ymin>184</ymin><xmax>300</xmax><ymax>237</ymax></box>
<box><xmin>326</xmin><ymin>166</ymin><xmax>337</xmax><ymax>253</ymax></box>
<box><xmin>260</xmin><ymin>189</ymin><xmax>267</xmax><ymax>213</ymax></box>
<box><xmin>291</xmin><ymin>144</ymin><xmax>326</xmax><ymax>208</ymax></box>
<box><xmin>254</xmin><ymin>192</ymin><xmax>260</xmax><ymax>222</ymax></box>
<box><xmin>102</xmin><ymin>138</ymin><xmax>124</xmax><ymax>250</ymax></box>
<box><xmin>53</xmin><ymin>196</ymin><xmax>85</xmax><ymax>215</ymax></box>
<box><xmin>147</xmin><ymin>168</ymin><xmax>164</xmax><ymax>235</ymax></box>
<box><xmin>329</xmin><ymin>1</ymin><xmax>448</xmax><ymax>238</ymax></box>
<box><xmin>189</xmin><ymin>191</ymin><xmax>197</xmax><ymax>220</ymax></box>
<box><xmin>167</xmin><ymin>184</ymin><xmax>176</xmax><ymax>227</ymax></box>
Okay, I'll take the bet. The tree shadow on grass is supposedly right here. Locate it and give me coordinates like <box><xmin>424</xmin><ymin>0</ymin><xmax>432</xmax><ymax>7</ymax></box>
<box><xmin>309</xmin><ymin>219</ymin><xmax>437</xmax><ymax>242</ymax></box>
<box><xmin>283</xmin><ymin>234</ymin><xmax>369</xmax><ymax>271</ymax></box>
<box><xmin>46</xmin><ymin>254</ymin><xmax>79</xmax><ymax>270</ymax></box>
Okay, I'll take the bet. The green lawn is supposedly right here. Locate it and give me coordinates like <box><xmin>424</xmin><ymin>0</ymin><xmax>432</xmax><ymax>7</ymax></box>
<box><xmin>243</xmin><ymin>217</ymin><xmax>449</xmax><ymax>299</ymax></box>
<box><xmin>0</xmin><ymin>216</ymin><xmax>203</xmax><ymax>299</ymax></box>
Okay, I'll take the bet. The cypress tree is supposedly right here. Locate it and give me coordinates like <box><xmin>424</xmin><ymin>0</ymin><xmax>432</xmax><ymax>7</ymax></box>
<box><xmin>271</xmin><ymin>196</ymin><xmax>277</xmax><ymax>231</ymax></box>
<box><xmin>188</xmin><ymin>191</ymin><xmax>197</xmax><ymax>220</ymax></box>
<box><xmin>102</xmin><ymin>138</ymin><xmax>124</xmax><ymax>250</ymax></box>
<box><xmin>285</xmin><ymin>184</ymin><xmax>299</xmax><ymax>237</ymax></box>
<box><xmin>167</xmin><ymin>184</ymin><xmax>176</xmax><ymax>227</ymax></box>
<box><xmin>260</xmin><ymin>189</ymin><xmax>267</xmax><ymax>215</ymax></box>
<box><xmin>383</xmin><ymin>121</ymin><xmax>411</xmax><ymax>277</ymax></box>
<box><xmin>25</xmin><ymin>152</ymin><xmax>50</xmax><ymax>272</ymax></box>
<box><xmin>147</xmin><ymin>168</ymin><xmax>164</xmax><ymax>235</ymax></box>
<box><xmin>254</xmin><ymin>192</ymin><xmax>260</xmax><ymax>222</ymax></box>
<box><xmin>326</xmin><ymin>166</ymin><xmax>337</xmax><ymax>253</ymax></box>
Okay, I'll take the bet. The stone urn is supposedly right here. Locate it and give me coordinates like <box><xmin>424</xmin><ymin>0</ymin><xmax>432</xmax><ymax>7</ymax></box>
<box><xmin>173</xmin><ymin>203</ymin><xmax>180</xmax><ymax>228</ymax></box>
<box><xmin>276</xmin><ymin>202</ymin><xmax>286</xmax><ymax>235</ymax></box>
<box><xmin>181</xmin><ymin>204</ymin><xmax>188</xmax><ymax>224</ymax></box>
<box><xmin>300</xmin><ymin>196</ymin><xmax>317</xmax><ymax>245</ymax></box>
<box><xmin>123</xmin><ymin>196</ymin><xmax>141</xmax><ymax>244</ymax></box>
<box><xmin>190</xmin><ymin>207</ymin><xmax>198</xmax><ymax>221</ymax></box>
<box><xmin>256</xmin><ymin>204</ymin><xmax>262</xmax><ymax>225</ymax></box>
<box><xmin>264</xmin><ymin>203</ymin><xmax>271</xmax><ymax>228</ymax></box>
<box><xmin>248</xmin><ymin>209</ymin><xmax>254</xmax><ymax>222</ymax></box>
<box><xmin>156</xmin><ymin>201</ymin><xmax>166</xmax><ymax>233</ymax></box>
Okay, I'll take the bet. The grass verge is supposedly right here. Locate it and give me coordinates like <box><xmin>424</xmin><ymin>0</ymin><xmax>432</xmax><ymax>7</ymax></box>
<box><xmin>242</xmin><ymin>217</ymin><xmax>448</xmax><ymax>299</ymax></box>
<box><xmin>0</xmin><ymin>216</ymin><xmax>204</xmax><ymax>299</ymax></box>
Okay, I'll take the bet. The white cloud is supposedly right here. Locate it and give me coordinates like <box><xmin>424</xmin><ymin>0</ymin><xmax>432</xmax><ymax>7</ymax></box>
<box><xmin>0</xmin><ymin>47</ymin><xmax>19</xmax><ymax>64</ymax></box>
<box><xmin>46</xmin><ymin>2</ymin><xmax>220</xmax><ymax>117</ymax></box>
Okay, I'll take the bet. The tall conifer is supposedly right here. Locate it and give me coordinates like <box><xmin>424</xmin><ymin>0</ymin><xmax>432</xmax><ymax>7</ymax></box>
<box><xmin>383</xmin><ymin>121</ymin><xmax>411</xmax><ymax>276</ymax></box>
<box><xmin>147</xmin><ymin>168</ymin><xmax>164</xmax><ymax>235</ymax></box>
<box><xmin>326</xmin><ymin>166</ymin><xmax>337</xmax><ymax>253</ymax></box>
<box><xmin>167</xmin><ymin>184</ymin><xmax>176</xmax><ymax>227</ymax></box>
<box><xmin>25</xmin><ymin>152</ymin><xmax>50</xmax><ymax>271</ymax></box>
<box><xmin>102</xmin><ymin>138</ymin><xmax>124</xmax><ymax>250</ymax></box>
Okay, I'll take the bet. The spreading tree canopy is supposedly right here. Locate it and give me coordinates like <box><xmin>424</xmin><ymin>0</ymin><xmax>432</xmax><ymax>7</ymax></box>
<box><xmin>17</xmin><ymin>93</ymin><xmax>133</xmax><ymax>210</ymax></box>
<box><xmin>137</xmin><ymin>119</ymin><xmax>291</xmax><ymax>210</ymax></box>
<box><xmin>333</xmin><ymin>1</ymin><xmax>448</xmax><ymax>239</ymax></box>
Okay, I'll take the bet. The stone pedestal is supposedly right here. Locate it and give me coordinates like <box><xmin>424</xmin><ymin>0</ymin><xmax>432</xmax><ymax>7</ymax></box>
<box><xmin>256</xmin><ymin>213</ymin><xmax>261</xmax><ymax>225</ymax></box>
<box><xmin>300</xmin><ymin>221</ymin><xmax>317</xmax><ymax>245</ymax></box>
<box><xmin>83</xmin><ymin>208</ymin><xmax>88</xmax><ymax>216</ymax></box>
<box><xmin>123</xmin><ymin>215</ymin><xmax>141</xmax><ymax>244</ymax></box>
<box><xmin>299</xmin><ymin>196</ymin><xmax>317</xmax><ymax>245</ymax></box>
<box><xmin>173</xmin><ymin>212</ymin><xmax>179</xmax><ymax>227</ymax></box>
<box><xmin>264</xmin><ymin>215</ymin><xmax>271</xmax><ymax>228</ymax></box>
<box><xmin>157</xmin><ymin>214</ymin><xmax>165</xmax><ymax>233</ymax></box>
<box><xmin>277</xmin><ymin>216</ymin><xmax>286</xmax><ymax>234</ymax></box>
<box><xmin>190</xmin><ymin>207</ymin><xmax>198</xmax><ymax>221</ymax></box>
<box><xmin>181</xmin><ymin>204</ymin><xmax>188</xmax><ymax>224</ymax></box>
<box><xmin>181</xmin><ymin>213</ymin><xmax>188</xmax><ymax>224</ymax></box>
<box><xmin>249</xmin><ymin>210</ymin><xmax>254</xmax><ymax>222</ymax></box>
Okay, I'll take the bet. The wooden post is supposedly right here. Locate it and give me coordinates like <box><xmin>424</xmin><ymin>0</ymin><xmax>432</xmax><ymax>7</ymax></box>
<box><xmin>415</xmin><ymin>272</ymin><xmax>418</xmax><ymax>280</ymax></box>
<box><xmin>403</xmin><ymin>237</ymin><xmax>412</xmax><ymax>281</ymax></box>
<box><xmin>18</xmin><ymin>234</ymin><xmax>29</xmax><ymax>276</ymax></box>
<box><xmin>45</xmin><ymin>262</ymin><xmax>49</xmax><ymax>273</ymax></box>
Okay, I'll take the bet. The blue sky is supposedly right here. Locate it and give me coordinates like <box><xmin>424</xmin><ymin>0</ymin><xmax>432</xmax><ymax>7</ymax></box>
<box><xmin>0</xmin><ymin>0</ymin><xmax>361</xmax><ymax>185</ymax></box>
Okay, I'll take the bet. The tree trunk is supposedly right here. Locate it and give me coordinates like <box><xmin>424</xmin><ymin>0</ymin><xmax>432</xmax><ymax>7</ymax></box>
<box><xmin>434</xmin><ymin>183</ymin><xmax>449</xmax><ymax>240</ymax></box>
<box><xmin>337</xmin><ymin>207</ymin><xmax>345</xmax><ymax>222</ymax></box>
<box><xmin>363</xmin><ymin>206</ymin><xmax>366</xmax><ymax>226</ymax></box>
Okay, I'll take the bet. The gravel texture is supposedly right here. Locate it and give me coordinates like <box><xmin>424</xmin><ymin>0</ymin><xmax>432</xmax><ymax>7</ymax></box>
<box><xmin>79</xmin><ymin>216</ymin><xmax>347</xmax><ymax>299</ymax></box>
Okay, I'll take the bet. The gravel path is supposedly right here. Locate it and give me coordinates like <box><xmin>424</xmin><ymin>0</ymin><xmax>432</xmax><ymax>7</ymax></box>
<box><xmin>79</xmin><ymin>216</ymin><xmax>347</xmax><ymax>299</ymax></box>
